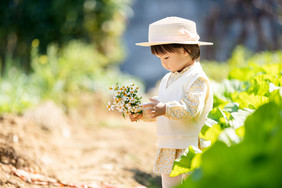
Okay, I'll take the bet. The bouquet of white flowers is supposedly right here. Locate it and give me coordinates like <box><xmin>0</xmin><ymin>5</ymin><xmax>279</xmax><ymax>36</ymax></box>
<box><xmin>107</xmin><ymin>83</ymin><xmax>143</xmax><ymax>118</ymax></box>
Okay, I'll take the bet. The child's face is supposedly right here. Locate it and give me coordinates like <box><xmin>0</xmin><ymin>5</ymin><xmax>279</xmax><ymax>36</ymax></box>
<box><xmin>156</xmin><ymin>48</ymin><xmax>194</xmax><ymax>72</ymax></box>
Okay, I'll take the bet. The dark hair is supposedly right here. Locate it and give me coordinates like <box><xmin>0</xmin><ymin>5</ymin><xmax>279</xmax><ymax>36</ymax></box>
<box><xmin>150</xmin><ymin>44</ymin><xmax>200</xmax><ymax>60</ymax></box>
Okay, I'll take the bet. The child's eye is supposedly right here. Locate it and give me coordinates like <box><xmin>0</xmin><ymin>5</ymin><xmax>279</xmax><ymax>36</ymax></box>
<box><xmin>164</xmin><ymin>57</ymin><xmax>169</xmax><ymax>60</ymax></box>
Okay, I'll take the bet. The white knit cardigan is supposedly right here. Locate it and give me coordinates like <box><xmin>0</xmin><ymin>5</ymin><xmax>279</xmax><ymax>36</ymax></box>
<box><xmin>156</xmin><ymin>62</ymin><xmax>213</xmax><ymax>149</ymax></box>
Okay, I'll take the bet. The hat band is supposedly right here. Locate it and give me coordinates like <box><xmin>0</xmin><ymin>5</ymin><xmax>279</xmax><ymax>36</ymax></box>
<box><xmin>149</xmin><ymin>28</ymin><xmax>200</xmax><ymax>43</ymax></box>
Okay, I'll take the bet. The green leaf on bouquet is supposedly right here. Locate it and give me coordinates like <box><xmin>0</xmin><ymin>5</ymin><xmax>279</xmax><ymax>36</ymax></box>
<box><xmin>170</xmin><ymin>146</ymin><xmax>202</xmax><ymax>177</ymax></box>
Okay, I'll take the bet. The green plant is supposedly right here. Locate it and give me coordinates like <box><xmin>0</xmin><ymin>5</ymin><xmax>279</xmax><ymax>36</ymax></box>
<box><xmin>0</xmin><ymin>39</ymin><xmax>143</xmax><ymax>114</ymax></box>
<box><xmin>170</xmin><ymin>48</ymin><xmax>282</xmax><ymax>187</ymax></box>
<box><xmin>0</xmin><ymin>67</ymin><xmax>40</xmax><ymax>114</ymax></box>
<box><xmin>0</xmin><ymin>0</ymin><xmax>131</xmax><ymax>70</ymax></box>
<box><xmin>201</xmin><ymin>61</ymin><xmax>230</xmax><ymax>82</ymax></box>
<box><xmin>178</xmin><ymin>98</ymin><xmax>282</xmax><ymax>188</ymax></box>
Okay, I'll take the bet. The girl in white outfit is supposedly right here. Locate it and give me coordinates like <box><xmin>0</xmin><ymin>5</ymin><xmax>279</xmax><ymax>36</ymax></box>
<box><xmin>130</xmin><ymin>17</ymin><xmax>213</xmax><ymax>188</ymax></box>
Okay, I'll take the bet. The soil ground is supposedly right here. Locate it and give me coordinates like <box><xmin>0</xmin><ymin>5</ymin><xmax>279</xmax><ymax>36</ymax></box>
<box><xmin>0</xmin><ymin>93</ymin><xmax>162</xmax><ymax>188</ymax></box>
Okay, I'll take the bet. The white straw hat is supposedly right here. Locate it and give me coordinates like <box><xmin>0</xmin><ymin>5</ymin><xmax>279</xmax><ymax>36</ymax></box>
<box><xmin>136</xmin><ymin>17</ymin><xmax>213</xmax><ymax>46</ymax></box>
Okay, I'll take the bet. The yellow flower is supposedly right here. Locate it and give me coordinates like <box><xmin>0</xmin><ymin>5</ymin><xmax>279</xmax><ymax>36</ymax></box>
<box><xmin>32</xmin><ymin>39</ymin><xmax>39</xmax><ymax>47</ymax></box>
<box><xmin>39</xmin><ymin>55</ymin><xmax>48</xmax><ymax>64</ymax></box>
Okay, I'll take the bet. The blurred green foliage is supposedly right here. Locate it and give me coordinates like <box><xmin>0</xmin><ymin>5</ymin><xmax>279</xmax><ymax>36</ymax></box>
<box><xmin>0</xmin><ymin>40</ymin><xmax>143</xmax><ymax>114</ymax></box>
<box><xmin>179</xmin><ymin>100</ymin><xmax>282</xmax><ymax>188</ymax></box>
<box><xmin>0</xmin><ymin>0</ymin><xmax>131</xmax><ymax>71</ymax></box>
<box><xmin>202</xmin><ymin>46</ymin><xmax>282</xmax><ymax>83</ymax></box>
<box><xmin>0</xmin><ymin>66</ymin><xmax>40</xmax><ymax>113</ymax></box>
<box><xmin>201</xmin><ymin>61</ymin><xmax>229</xmax><ymax>82</ymax></box>
<box><xmin>0</xmin><ymin>0</ymin><xmax>142</xmax><ymax>114</ymax></box>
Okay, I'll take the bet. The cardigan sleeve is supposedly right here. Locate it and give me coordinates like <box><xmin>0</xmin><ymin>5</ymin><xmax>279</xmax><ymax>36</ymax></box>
<box><xmin>141</xmin><ymin>112</ymin><xmax>157</xmax><ymax>122</ymax></box>
<box><xmin>164</xmin><ymin>77</ymin><xmax>208</xmax><ymax>120</ymax></box>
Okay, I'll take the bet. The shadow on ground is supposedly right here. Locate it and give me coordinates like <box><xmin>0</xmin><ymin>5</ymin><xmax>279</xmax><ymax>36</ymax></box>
<box><xmin>125</xmin><ymin>168</ymin><xmax>161</xmax><ymax>188</ymax></box>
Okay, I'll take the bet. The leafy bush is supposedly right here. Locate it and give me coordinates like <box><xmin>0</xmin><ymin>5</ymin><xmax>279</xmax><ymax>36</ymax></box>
<box><xmin>179</xmin><ymin>99</ymin><xmax>282</xmax><ymax>188</ymax></box>
<box><xmin>201</xmin><ymin>61</ymin><xmax>230</xmax><ymax>82</ymax></box>
<box><xmin>0</xmin><ymin>40</ymin><xmax>142</xmax><ymax>114</ymax></box>
<box><xmin>0</xmin><ymin>0</ymin><xmax>131</xmax><ymax>70</ymax></box>
<box><xmin>0</xmin><ymin>0</ymin><xmax>136</xmax><ymax>114</ymax></box>
<box><xmin>170</xmin><ymin>48</ymin><xmax>282</xmax><ymax>187</ymax></box>
<box><xmin>0</xmin><ymin>68</ymin><xmax>40</xmax><ymax>113</ymax></box>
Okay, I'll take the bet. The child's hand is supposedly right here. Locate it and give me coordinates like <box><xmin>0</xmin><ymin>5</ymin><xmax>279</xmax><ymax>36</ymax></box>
<box><xmin>142</xmin><ymin>98</ymin><xmax>166</xmax><ymax>118</ymax></box>
<box><xmin>129</xmin><ymin>113</ymin><xmax>143</xmax><ymax>122</ymax></box>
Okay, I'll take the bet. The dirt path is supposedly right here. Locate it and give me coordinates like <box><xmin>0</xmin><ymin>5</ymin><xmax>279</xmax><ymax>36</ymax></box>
<box><xmin>0</xmin><ymin>95</ymin><xmax>161</xmax><ymax>188</ymax></box>
<box><xmin>50</xmin><ymin>116</ymin><xmax>160</xmax><ymax>187</ymax></box>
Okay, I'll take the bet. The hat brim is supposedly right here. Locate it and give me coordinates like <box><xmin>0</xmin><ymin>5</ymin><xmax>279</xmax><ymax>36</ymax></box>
<box><xmin>136</xmin><ymin>41</ymin><xmax>213</xmax><ymax>46</ymax></box>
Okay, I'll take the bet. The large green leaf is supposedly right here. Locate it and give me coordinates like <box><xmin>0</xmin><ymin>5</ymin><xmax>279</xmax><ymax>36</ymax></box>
<box><xmin>228</xmin><ymin>67</ymin><xmax>257</xmax><ymax>81</ymax></box>
<box><xmin>228</xmin><ymin>108</ymin><xmax>254</xmax><ymax>129</ymax></box>
<box><xmin>200</xmin><ymin>124</ymin><xmax>222</xmax><ymax>144</ymax></box>
<box><xmin>170</xmin><ymin>146</ymin><xmax>202</xmax><ymax>177</ymax></box>
<box><xmin>178</xmin><ymin>101</ymin><xmax>282</xmax><ymax>188</ymax></box>
<box><xmin>234</xmin><ymin>92</ymin><xmax>269</xmax><ymax>109</ymax></box>
<box><xmin>201</xmin><ymin>107</ymin><xmax>227</xmax><ymax>143</ymax></box>
<box><xmin>217</xmin><ymin>128</ymin><xmax>241</xmax><ymax>146</ymax></box>
<box><xmin>207</xmin><ymin>107</ymin><xmax>228</xmax><ymax>126</ymax></box>
<box><xmin>248</xmin><ymin>74</ymin><xmax>282</xmax><ymax>96</ymax></box>
<box><xmin>222</xmin><ymin>102</ymin><xmax>239</xmax><ymax>112</ymax></box>
<box><xmin>262</xmin><ymin>63</ymin><xmax>282</xmax><ymax>76</ymax></box>
<box><xmin>212</xmin><ymin>79</ymin><xmax>247</xmax><ymax>104</ymax></box>
<box><xmin>202</xmin><ymin>103</ymin><xmax>253</xmax><ymax>140</ymax></box>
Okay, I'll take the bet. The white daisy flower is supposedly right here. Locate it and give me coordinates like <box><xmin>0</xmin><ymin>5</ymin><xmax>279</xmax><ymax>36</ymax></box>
<box><xmin>106</xmin><ymin>102</ymin><xmax>114</xmax><ymax>111</ymax></box>
<box><xmin>117</xmin><ymin>105</ymin><xmax>124</xmax><ymax>112</ymax></box>
<box><xmin>108</xmin><ymin>82</ymin><xmax>142</xmax><ymax>116</ymax></box>
<box><xmin>123</xmin><ymin>96</ymin><xmax>129</xmax><ymax>101</ymax></box>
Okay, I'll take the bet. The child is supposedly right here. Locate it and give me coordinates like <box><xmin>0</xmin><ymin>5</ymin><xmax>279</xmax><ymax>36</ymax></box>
<box><xmin>130</xmin><ymin>17</ymin><xmax>213</xmax><ymax>188</ymax></box>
